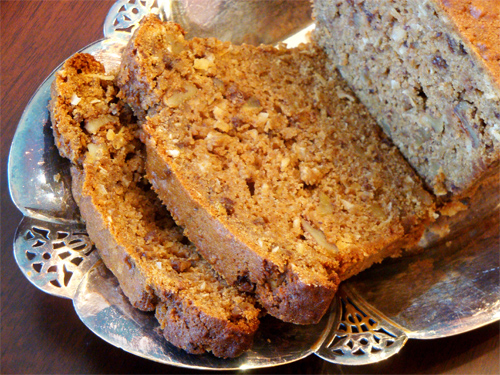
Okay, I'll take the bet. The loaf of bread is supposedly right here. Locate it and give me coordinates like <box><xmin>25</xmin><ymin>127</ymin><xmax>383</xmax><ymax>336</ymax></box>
<box><xmin>117</xmin><ymin>16</ymin><xmax>435</xmax><ymax>325</ymax></box>
<box><xmin>49</xmin><ymin>53</ymin><xmax>260</xmax><ymax>358</ymax></box>
<box><xmin>313</xmin><ymin>0</ymin><xmax>500</xmax><ymax>199</ymax></box>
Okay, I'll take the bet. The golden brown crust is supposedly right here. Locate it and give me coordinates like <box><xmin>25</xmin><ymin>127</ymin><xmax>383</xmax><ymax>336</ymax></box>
<box><xmin>155</xmin><ymin>299</ymin><xmax>257</xmax><ymax>358</ymax></box>
<box><xmin>436</xmin><ymin>0</ymin><xmax>500</xmax><ymax>86</ymax></box>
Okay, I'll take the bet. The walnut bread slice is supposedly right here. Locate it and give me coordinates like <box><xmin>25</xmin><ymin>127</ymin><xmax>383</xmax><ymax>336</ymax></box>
<box><xmin>117</xmin><ymin>16</ymin><xmax>436</xmax><ymax>325</ymax></box>
<box><xmin>313</xmin><ymin>0</ymin><xmax>500</xmax><ymax>200</ymax></box>
<box><xmin>49</xmin><ymin>53</ymin><xmax>260</xmax><ymax>358</ymax></box>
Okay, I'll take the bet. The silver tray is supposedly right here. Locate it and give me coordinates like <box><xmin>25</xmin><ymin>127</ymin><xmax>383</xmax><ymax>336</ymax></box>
<box><xmin>8</xmin><ymin>0</ymin><xmax>500</xmax><ymax>370</ymax></box>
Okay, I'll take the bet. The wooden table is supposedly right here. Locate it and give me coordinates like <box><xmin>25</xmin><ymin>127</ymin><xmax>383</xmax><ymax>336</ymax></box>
<box><xmin>1</xmin><ymin>1</ymin><xmax>498</xmax><ymax>373</ymax></box>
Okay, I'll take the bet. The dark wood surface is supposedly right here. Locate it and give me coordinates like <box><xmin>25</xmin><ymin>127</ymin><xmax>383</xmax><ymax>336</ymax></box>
<box><xmin>1</xmin><ymin>1</ymin><xmax>498</xmax><ymax>374</ymax></box>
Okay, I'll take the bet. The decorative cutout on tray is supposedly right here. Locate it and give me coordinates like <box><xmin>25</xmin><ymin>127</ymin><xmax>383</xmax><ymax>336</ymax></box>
<box><xmin>14</xmin><ymin>217</ymin><xmax>100</xmax><ymax>299</ymax></box>
<box><xmin>316</xmin><ymin>286</ymin><xmax>408</xmax><ymax>365</ymax></box>
<box><xmin>104</xmin><ymin>0</ymin><xmax>170</xmax><ymax>38</ymax></box>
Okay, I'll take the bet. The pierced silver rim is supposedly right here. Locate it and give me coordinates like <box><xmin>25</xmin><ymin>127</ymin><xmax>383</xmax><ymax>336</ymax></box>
<box><xmin>316</xmin><ymin>285</ymin><xmax>408</xmax><ymax>365</ymax></box>
<box><xmin>14</xmin><ymin>216</ymin><xmax>99</xmax><ymax>299</ymax></box>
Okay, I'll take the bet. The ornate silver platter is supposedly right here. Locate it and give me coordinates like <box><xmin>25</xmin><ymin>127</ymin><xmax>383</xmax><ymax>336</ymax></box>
<box><xmin>8</xmin><ymin>0</ymin><xmax>500</xmax><ymax>370</ymax></box>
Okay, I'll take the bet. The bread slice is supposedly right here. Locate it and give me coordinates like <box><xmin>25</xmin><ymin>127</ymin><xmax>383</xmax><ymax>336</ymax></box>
<box><xmin>313</xmin><ymin>0</ymin><xmax>500</xmax><ymax>199</ymax></box>
<box><xmin>116</xmin><ymin>16</ymin><xmax>435</xmax><ymax>324</ymax></box>
<box><xmin>49</xmin><ymin>53</ymin><xmax>260</xmax><ymax>358</ymax></box>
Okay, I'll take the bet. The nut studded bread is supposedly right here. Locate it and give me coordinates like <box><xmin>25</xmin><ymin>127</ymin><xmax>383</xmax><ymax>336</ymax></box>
<box><xmin>49</xmin><ymin>53</ymin><xmax>260</xmax><ymax>358</ymax></box>
<box><xmin>313</xmin><ymin>0</ymin><xmax>500</xmax><ymax>199</ymax></box>
<box><xmin>117</xmin><ymin>16</ymin><xmax>435</xmax><ymax>324</ymax></box>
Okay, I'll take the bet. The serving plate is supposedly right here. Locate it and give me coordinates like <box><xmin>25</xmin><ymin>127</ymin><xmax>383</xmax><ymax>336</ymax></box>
<box><xmin>8</xmin><ymin>0</ymin><xmax>500</xmax><ymax>370</ymax></box>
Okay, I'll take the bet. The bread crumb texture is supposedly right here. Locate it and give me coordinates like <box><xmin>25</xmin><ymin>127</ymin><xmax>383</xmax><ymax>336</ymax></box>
<box><xmin>117</xmin><ymin>16</ymin><xmax>435</xmax><ymax>324</ymax></box>
<box><xmin>313</xmin><ymin>0</ymin><xmax>500</xmax><ymax>199</ymax></box>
